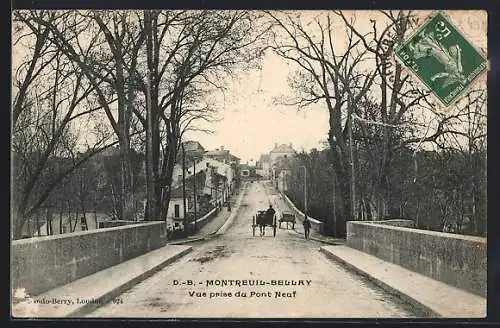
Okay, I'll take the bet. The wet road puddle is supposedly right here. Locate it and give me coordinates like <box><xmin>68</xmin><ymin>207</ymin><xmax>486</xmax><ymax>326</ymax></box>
<box><xmin>192</xmin><ymin>245</ymin><xmax>232</xmax><ymax>264</ymax></box>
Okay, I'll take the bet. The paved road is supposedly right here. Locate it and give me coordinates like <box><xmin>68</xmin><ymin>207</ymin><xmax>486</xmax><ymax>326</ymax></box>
<box><xmin>89</xmin><ymin>181</ymin><xmax>415</xmax><ymax>318</ymax></box>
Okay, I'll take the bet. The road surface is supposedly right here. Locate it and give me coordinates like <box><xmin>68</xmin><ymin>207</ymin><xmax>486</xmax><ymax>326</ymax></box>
<box><xmin>89</xmin><ymin>181</ymin><xmax>415</xmax><ymax>318</ymax></box>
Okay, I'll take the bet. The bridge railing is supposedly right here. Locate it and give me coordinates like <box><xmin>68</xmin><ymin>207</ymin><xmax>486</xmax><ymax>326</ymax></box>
<box><xmin>278</xmin><ymin>191</ymin><xmax>325</xmax><ymax>234</ymax></box>
<box><xmin>12</xmin><ymin>221</ymin><xmax>167</xmax><ymax>297</ymax></box>
<box><xmin>346</xmin><ymin>220</ymin><xmax>487</xmax><ymax>297</ymax></box>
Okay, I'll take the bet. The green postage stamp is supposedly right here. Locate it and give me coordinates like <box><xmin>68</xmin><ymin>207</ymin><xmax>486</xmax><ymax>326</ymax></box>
<box><xmin>395</xmin><ymin>11</ymin><xmax>488</xmax><ymax>107</ymax></box>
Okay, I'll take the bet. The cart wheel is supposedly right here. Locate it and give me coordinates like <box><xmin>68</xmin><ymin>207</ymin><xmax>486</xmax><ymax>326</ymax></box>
<box><xmin>273</xmin><ymin>225</ymin><xmax>277</xmax><ymax>237</ymax></box>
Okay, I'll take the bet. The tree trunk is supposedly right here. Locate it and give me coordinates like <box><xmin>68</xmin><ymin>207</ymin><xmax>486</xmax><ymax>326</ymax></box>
<box><xmin>35</xmin><ymin>214</ymin><xmax>41</xmax><ymax>237</ymax></box>
<box><xmin>13</xmin><ymin>205</ymin><xmax>25</xmax><ymax>239</ymax></box>
<box><xmin>93</xmin><ymin>196</ymin><xmax>99</xmax><ymax>229</ymax></box>
<box><xmin>80</xmin><ymin>199</ymin><xmax>87</xmax><ymax>230</ymax></box>
<box><xmin>67</xmin><ymin>200</ymin><xmax>72</xmax><ymax>232</ymax></box>
<box><xmin>110</xmin><ymin>184</ymin><xmax>118</xmax><ymax>220</ymax></box>
<box><xmin>71</xmin><ymin>207</ymin><xmax>79</xmax><ymax>232</ymax></box>
<box><xmin>119</xmin><ymin>141</ymin><xmax>134</xmax><ymax>221</ymax></box>
<box><xmin>59</xmin><ymin>201</ymin><xmax>64</xmax><ymax>234</ymax></box>
<box><xmin>471</xmin><ymin>181</ymin><xmax>477</xmax><ymax>235</ymax></box>
<box><xmin>416</xmin><ymin>199</ymin><xmax>420</xmax><ymax>228</ymax></box>
<box><xmin>47</xmin><ymin>207</ymin><xmax>54</xmax><ymax>235</ymax></box>
<box><xmin>332</xmin><ymin>166</ymin><xmax>349</xmax><ymax>238</ymax></box>
<box><xmin>159</xmin><ymin>144</ymin><xmax>177</xmax><ymax>222</ymax></box>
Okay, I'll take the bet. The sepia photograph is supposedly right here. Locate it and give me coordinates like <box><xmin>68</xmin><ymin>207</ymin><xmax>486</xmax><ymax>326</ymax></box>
<box><xmin>10</xmin><ymin>9</ymin><xmax>487</xmax><ymax>319</ymax></box>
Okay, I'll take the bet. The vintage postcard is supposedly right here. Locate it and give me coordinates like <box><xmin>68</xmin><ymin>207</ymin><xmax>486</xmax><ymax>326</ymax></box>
<box><xmin>11</xmin><ymin>9</ymin><xmax>487</xmax><ymax>319</ymax></box>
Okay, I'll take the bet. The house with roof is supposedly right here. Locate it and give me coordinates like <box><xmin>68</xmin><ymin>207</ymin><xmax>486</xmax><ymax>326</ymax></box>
<box><xmin>182</xmin><ymin>141</ymin><xmax>205</xmax><ymax>163</ymax></box>
<box><xmin>172</xmin><ymin>156</ymin><xmax>235</xmax><ymax>195</ymax></box>
<box><xmin>203</xmin><ymin>146</ymin><xmax>240</xmax><ymax>165</ymax></box>
<box><xmin>183</xmin><ymin>140</ymin><xmax>205</xmax><ymax>153</ymax></box>
<box><xmin>270</xmin><ymin>143</ymin><xmax>296</xmax><ymax>167</ymax></box>
<box><xmin>274</xmin><ymin>155</ymin><xmax>293</xmax><ymax>192</ymax></box>
<box><xmin>256</xmin><ymin>154</ymin><xmax>271</xmax><ymax>178</ymax></box>
<box><xmin>239</xmin><ymin>163</ymin><xmax>252</xmax><ymax>178</ymax></box>
<box><xmin>166</xmin><ymin>143</ymin><xmax>241</xmax><ymax>231</ymax></box>
<box><xmin>167</xmin><ymin>170</ymin><xmax>207</xmax><ymax>230</ymax></box>
<box><xmin>269</xmin><ymin>143</ymin><xmax>296</xmax><ymax>186</ymax></box>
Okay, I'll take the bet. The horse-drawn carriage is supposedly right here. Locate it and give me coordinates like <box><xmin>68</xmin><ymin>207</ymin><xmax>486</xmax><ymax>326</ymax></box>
<box><xmin>252</xmin><ymin>210</ymin><xmax>277</xmax><ymax>237</ymax></box>
<box><xmin>279</xmin><ymin>212</ymin><xmax>296</xmax><ymax>229</ymax></box>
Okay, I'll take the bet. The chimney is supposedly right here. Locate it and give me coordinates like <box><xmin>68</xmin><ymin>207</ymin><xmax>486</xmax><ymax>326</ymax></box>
<box><xmin>274</xmin><ymin>142</ymin><xmax>278</xmax><ymax>149</ymax></box>
<box><xmin>289</xmin><ymin>142</ymin><xmax>292</xmax><ymax>148</ymax></box>
<box><xmin>220</xmin><ymin>146</ymin><xmax>224</xmax><ymax>151</ymax></box>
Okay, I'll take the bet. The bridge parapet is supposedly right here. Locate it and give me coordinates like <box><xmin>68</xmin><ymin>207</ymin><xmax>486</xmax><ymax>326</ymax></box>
<box><xmin>373</xmin><ymin>219</ymin><xmax>416</xmax><ymax>228</ymax></box>
<box><xmin>12</xmin><ymin>221</ymin><xmax>167</xmax><ymax>297</ymax></box>
<box><xmin>346</xmin><ymin>221</ymin><xmax>486</xmax><ymax>297</ymax></box>
<box><xmin>278</xmin><ymin>191</ymin><xmax>325</xmax><ymax>234</ymax></box>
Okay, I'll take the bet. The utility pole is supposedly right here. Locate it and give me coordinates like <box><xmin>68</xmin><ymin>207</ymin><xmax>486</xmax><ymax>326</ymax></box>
<box><xmin>193</xmin><ymin>159</ymin><xmax>197</xmax><ymax>232</ymax></box>
<box><xmin>145</xmin><ymin>70</ymin><xmax>155</xmax><ymax>221</ymax></box>
<box><xmin>181</xmin><ymin>143</ymin><xmax>187</xmax><ymax>234</ymax></box>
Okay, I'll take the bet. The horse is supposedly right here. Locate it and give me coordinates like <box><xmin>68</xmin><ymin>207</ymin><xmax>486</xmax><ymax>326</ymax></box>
<box><xmin>257</xmin><ymin>212</ymin><xmax>274</xmax><ymax>236</ymax></box>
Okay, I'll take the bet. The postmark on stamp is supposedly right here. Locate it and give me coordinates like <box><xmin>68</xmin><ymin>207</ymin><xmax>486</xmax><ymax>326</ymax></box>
<box><xmin>394</xmin><ymin>11</ymin><xmax>487</xmax><ymax>107</ymax></box>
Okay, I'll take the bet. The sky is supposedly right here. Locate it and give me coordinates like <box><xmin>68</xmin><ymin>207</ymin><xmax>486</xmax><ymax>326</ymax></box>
<box><xmin>184</xmin><ymin>50</ymin><xmax>330</xmax><ymax>164</ymax></box>
<box><xmin>12</xmin><ymin>10</ymin><xmax>487</xmax><ymax>164</ymax></box>
<box><xmin>184</xmin><ymin>10</ymin><xmax>488</xmax><ymax>163</ymax></box>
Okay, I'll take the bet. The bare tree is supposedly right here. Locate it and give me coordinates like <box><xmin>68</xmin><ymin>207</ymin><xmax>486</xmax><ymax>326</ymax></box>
<box><xmin>268</xmin><ymin>11</ymin><xmax>474</xmax><ymax>227</ymax></box>
<box><xmin>431</xmin><ymin>88</ymin><xmax>486</xmax><ymax>234</ymax></box>
<box><xmin>266</xmin><ymin>11</ymin><xmax>376</xmax><ymax>234</ymax></box>
<box><xmin>12</xmin><ymin>11</ymin><xmax>117</xmax><ymax>238</ymax></box>
<box><xmin>138</xmin><ymin>10</ymin><xmax>268</xmax><ymax>221</ymax></box>
<box><xmin>28</xmin><ymin>10</ymin><xmax>146</xmax><ymax>221</ymax></box>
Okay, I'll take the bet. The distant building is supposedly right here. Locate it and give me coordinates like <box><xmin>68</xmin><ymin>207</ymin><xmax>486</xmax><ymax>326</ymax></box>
<box><xmin>270</xmin><ymin>143</ymin><xmax>296</xmax><ymax>167</ymax></box>
<box><xmin>274</xmin><ymin>156</ymin><xmax>293</xmax><ymax>192</ymax></box>
<box><xmin>171</xmin><ymin>156</ymin><xmax>235</xmax><ymax>196</ymax></box>
<box><xmin>269</xmin><ymin>143</ymin><xmax>296</xmax><ymax>186</ymax></box>
<box><xmin>167</xmin><ymin>170</ymin><xmax>207</xmax><ymax>229</ymax></box>
<box><xmin>203</xmin><ymin>146</ymin><xmax>240</xmax><ymax>165</ymax></box>
<box><xmin>239</xmin><ymin>163</ymin><xmax>251</xmax><ymax>177</ymax></box>
<box><xmin>256</xmin><ymin>154</ymin><xmax>271</xmax><ymax>178</ymax></box>
<box><xmin>182</xmin><ymin>141</ymin><xmax>205</xmax><ymax>153</ymax></box>
<box><xmin>181</xmin><ymin>141</ymin><xmax>205</xmax><ymax>163</ymax></box>
<box><xmin>169</xmin><ymin>151</ymin><xmax>234</xmax><ymax>230</ymax></box>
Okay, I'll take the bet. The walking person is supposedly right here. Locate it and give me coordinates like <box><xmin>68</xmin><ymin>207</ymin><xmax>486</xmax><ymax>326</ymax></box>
<box><xmin>303</xmin><ymin>214</ymin><xmax>311</xmax><ymax>240</ymax></box>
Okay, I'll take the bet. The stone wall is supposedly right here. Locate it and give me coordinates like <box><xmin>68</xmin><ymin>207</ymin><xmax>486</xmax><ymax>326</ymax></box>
<box><xmin>346</xmin><ymin>221</ymin><xmax>487</xmax><ymax>297</ymax></box>
<box><xmin>11</xmin><ymin>222</ymin><xmax>167</xmax><ymax>297</ymax></box>
<box><xmin>98</xmin><ymin>220</ymin><xmax>138</xmax><ymax>229</ymax></box>
<box><xmin>374</xmin><ymin>219</ymin><xmax>416</xmax><ymax>228</ymax></box>
<box><xmin>187</xmin><ymin>208</ymin><xmax>217</xmax><ymax>232</ymax></box>
<box><xmin>279</xmin><ymin>192</ymin><xmax>325</xmax><ymax>234</ymax></box>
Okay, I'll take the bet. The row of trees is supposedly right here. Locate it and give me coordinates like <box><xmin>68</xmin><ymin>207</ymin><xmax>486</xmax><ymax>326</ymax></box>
<box><xmin>284</xmin><ymin>142</ymin><xmax>486</xmax><ymax>237</ymax></box>
<box><xmin>268</xmin><ymin>11</ymin><xmax>486</xmax><ymax>237</ymax></box>
<box><xmin>11</xmin><ymin>10</ymin><xmax>487</xmax><ymax>239</ymax></box>
<box><xmin>12</xmin><ymin>10</ymin><xmax>268</xmax><ymax>239</ymax></box>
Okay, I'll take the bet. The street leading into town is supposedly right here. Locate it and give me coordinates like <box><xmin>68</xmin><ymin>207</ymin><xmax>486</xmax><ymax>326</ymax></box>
<box><xmin>89</xmin><ymin>181</ymin><xmax>416</xmax><ymax>318</ymax></box>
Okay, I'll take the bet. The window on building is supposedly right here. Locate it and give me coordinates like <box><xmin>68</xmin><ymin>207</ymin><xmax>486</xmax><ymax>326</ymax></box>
<box><xmin>178</xmin><ymin>175</ymin><xmax>182</xmax><ymax>183</ymax></box>
<box><xmin>174</xmin><ymin>204</ymin><xmax>180</xmax><ymax>218</ymax></box>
